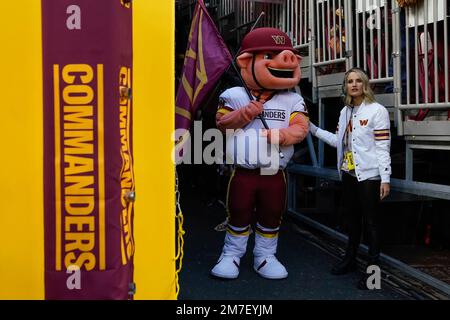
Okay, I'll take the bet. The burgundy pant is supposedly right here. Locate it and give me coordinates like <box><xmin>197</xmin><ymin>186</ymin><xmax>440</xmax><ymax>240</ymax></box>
<box><xmin>227</xmin><ymin>168</ymin><xmax>287</xmax><ymax>229</ymax></box>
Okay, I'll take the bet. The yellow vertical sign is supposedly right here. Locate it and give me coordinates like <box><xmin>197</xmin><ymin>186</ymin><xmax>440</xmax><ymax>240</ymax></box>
<box><xmin>97</xmin><ymin>64</ymin><xmax>106</xmax><ymax>271</ymax></box>
<box><xmin>133</xmin><ymin>0</ymin><xmax>176</xmax><ymax>299</ymax></box>
<box><xmin>53</xmin><ymin>65</ymin><xmax>62</xmax><ymax>271</ymax></box>
<box><xmin>0</xmin><ymin>1</ymin><xmax>44</xmax><ymax>299</ymax></box>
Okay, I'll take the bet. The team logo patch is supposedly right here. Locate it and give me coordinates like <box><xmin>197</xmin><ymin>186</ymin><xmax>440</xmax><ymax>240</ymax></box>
<box><xmin>271</xmin><ymin>35</ymin><xmax>286</xmax><ymax>45</ymax></box>
<box><xmin>262</xmin><ymin>109</ymin><xmax>286</xmax><ymax>121</ymax></box>
<box><xmin>360</xmin><ymin>119</ymin><xmax>369</xmax><ymax>126</ymax></box>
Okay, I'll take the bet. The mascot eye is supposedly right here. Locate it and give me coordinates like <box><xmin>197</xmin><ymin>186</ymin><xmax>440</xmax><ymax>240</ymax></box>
<box><xmin>263</xmin><ymin>53</ymin><xmax>273</xmax><ymax>60</ymax></box>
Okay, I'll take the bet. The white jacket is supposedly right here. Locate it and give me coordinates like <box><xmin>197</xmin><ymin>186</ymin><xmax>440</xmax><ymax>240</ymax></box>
<box><xmin>313</xmin><ymin>101</ymin><xmax>391</xmax><ymax>183</ymax></box>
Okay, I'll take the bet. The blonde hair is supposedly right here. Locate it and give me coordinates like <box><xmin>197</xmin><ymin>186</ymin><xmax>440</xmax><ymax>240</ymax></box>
<box><xmin>343</xmin><ymin>68</ymin><xmax>376</xmax><ymax>106</ymax></box>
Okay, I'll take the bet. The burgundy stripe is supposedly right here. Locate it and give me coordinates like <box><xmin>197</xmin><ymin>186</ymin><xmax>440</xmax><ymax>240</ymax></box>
<box><xmin>374</xmin><ymin>133</ymin><xmax>390</xmax><ymax>137</ymax></box>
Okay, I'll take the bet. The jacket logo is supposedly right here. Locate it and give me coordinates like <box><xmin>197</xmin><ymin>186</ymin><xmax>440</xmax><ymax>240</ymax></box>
<box><xmin>359</xmin><ymin>119</ymin><xmax>368</xmax><ymax>126</ymax></box>
<box><xmin>272</xmin><ymin>35</ymin><xmax>286</xmax><ymax>45</ymax></box>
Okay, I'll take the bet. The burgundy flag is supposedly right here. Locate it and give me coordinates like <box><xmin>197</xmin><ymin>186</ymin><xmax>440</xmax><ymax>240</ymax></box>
<box><xmin>175</xmin><ymin>0</ymin><xmax>232</xmax><ymax>136</ymax></box>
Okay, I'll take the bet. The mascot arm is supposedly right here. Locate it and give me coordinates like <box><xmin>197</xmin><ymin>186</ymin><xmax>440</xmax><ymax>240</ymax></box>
<box><xmin>216</xmin><ymin>100</ymin><xmax>263</xmax><ymax>131</ymax></box>
<box><xmin>266</xmin><ymin>113</ymin><xmax>309</xmax><ymax>146</ymax></box>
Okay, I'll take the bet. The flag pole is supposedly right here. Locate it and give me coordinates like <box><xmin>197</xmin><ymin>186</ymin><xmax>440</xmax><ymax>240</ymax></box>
<box><xmin>230</xmin><ymin>12</ymin><xmax>285</xmax><ymax>158</ymax></box>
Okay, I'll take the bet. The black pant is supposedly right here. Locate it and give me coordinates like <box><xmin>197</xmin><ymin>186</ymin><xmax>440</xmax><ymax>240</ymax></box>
<box><xmin>341</xmin><ymin>172</ymin><xmax>381</xmax><ymax>258</ymax></box>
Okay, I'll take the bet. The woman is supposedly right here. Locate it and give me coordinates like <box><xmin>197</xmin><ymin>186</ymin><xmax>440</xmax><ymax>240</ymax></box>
<box><xmin>309</xmin><ymin>68</ymin><xmax>391</xmax><ymax>289</ymax></box>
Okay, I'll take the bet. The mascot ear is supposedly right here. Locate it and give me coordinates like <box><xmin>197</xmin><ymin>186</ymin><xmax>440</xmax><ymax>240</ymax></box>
<box><xmin>236</xmin><ymin>52</ymin><xmax>253</xmax><ymax>69</ymax></box>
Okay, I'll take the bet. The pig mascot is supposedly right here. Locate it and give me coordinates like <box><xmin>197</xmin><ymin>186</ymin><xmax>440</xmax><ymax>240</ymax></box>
<box><xmin>211</xmin><ymin>28</ymin><xmax>309</xmax><ymax>280</ymax></box>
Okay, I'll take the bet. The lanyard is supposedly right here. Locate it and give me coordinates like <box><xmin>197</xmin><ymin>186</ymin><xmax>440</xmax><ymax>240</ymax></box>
<box><xmin>343</xmin><ymin>107</ymin><xmax>354</xmax><ymax>147</ymax></box>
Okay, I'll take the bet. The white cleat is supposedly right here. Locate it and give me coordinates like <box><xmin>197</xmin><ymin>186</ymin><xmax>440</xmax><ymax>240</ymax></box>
<box><xmin>211</xmin><ymin>255</ymin><xmax>240</xmax><ymax>279</ymax></box>
<box><xmin>254</xmin><ymin>255</ymin><xmax>288</xmax><ymax>280</ymax></box>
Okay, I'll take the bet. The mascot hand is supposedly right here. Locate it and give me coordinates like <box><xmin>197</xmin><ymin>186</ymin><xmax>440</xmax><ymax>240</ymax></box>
<box><xmin>243</xmin><ymin>101</ymin><xmax>264</xmax><ymax>121</ymax></box>
<box><xmin>216</xmin><ymin>100</ymin><xmax>263</xmax><ymax>131</ymax></box>
<box><xmin>262</xmin><ymin>114</ymin><xmax>309</xmax><ymax>146</ymax></box>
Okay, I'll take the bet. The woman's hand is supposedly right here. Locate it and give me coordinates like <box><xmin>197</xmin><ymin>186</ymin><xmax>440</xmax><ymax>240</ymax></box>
<box><xmin>309</xmin><ymin>122</ymin><xmax>318</xmax><ymax>135</ymax></box>
<box><xmin>380</xmin><ymin>183</ymin><xmax>390</xmax><ymax>200</ymax></box>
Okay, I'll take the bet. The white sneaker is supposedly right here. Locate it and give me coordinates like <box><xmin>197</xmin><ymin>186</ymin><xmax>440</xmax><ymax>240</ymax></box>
<box><xmin>211</xmin><ymin>255</ymin><xmax>240</xmax><ymax>279</ymax></box>
<box><xmin>254</xmin><ymin>255</ymin><xmax>288</xmax><ymax>279</ymax></box>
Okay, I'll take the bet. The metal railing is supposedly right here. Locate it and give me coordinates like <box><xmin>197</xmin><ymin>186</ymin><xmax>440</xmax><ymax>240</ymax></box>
<box><xmin>307</xmin><ymin>0</ymin><xmax>397</xmax><ymax>100</ymax></box>
<box><xmin>353</xmin><ymin>0</ymin><xmax>394</xmax><ymax>84</ymax></box>
<box><xmin>217</xmin><ymin>0</ymin><xmax>234</xmax><ymax>19</ymax></box>
<box><xmin>285</xmin><ymin>0</ymin><xmax>311</xmax><ymax>48</ymax></box>
<box><xmin>313</xmin><ymin>0</ymin><xmax>348</xmax><ymax>67</ymax></box>
<box><xmin>395</xmin><ymin>0</ymin><xmax>450</xmax><ymax>136</ymax></box>
<box><xmin>215</xmin><ymin>0</ymin><xmax>283</xmax><ymax>40</ymax></box>
<box><xmin>235</xmin><ymin>0</ymin><xmax>283</xmax><ymax>30</ymax></box>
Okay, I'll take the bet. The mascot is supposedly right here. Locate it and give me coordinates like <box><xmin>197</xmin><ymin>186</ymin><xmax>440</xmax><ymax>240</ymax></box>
<box><xmin>211</xmin><ymin>28</ymin><xmax>309</xmax><ymax>280</ymax></box>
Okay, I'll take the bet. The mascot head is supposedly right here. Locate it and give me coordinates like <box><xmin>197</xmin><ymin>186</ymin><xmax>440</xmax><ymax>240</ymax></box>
<box><xmin>236</xmin><ymin>27</ymin><xmax>301</xmax><ymax>91</ymax></box>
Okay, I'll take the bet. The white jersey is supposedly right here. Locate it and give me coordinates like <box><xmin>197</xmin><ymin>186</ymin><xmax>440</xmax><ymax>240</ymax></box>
<box><xmin>219</xmin><ymin>87</ymin><xmax>307</xmax><ymax>169</ymax></box>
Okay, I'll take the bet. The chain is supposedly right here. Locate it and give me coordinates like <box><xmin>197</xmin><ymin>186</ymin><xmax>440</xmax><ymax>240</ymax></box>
<box><xmin>174</xmin><ymin>169</ymin><xmax>185</xmax><ymax>299</ymax></box>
